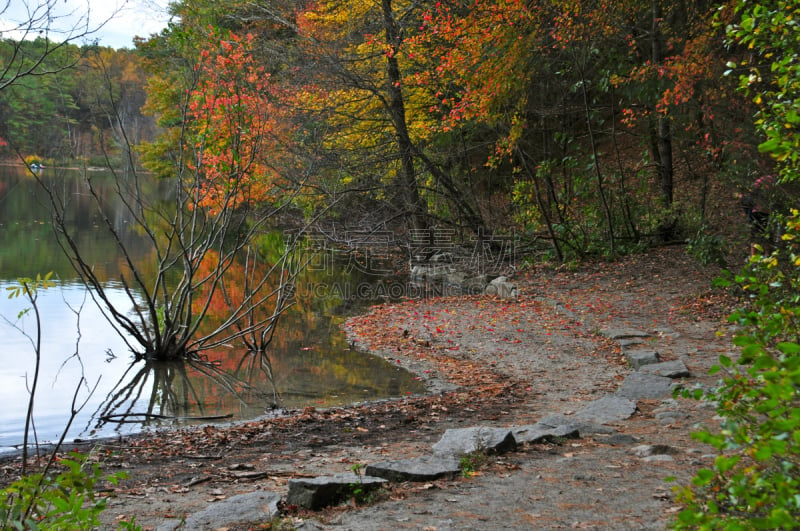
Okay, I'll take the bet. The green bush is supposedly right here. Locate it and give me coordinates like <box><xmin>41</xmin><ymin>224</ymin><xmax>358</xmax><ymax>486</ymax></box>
<box><xmin>686</xmin><ymin>224</ymin><xmax>729</xmax><ymax>267</ymax></box>
<box><xmin>0</xmin><ymin>450</ymin><xmax>136</xmax><ymax>530</ymax></box>
<box><xmin>671</xmin><ymin>211</ymin><xmax>800</xmax><ymax>529</ymax></box>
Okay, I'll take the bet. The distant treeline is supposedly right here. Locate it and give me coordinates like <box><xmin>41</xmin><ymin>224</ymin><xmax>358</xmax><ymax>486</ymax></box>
<box><xmin>0</xmin><ymin>38</ymin><xmax>157</xmax><ymax>166</ymax></box>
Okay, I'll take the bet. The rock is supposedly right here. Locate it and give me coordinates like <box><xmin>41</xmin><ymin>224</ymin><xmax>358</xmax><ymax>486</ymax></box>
<box><xmin>639</xmin><ymin>360</ymin><xmax>690</xmax><ymax>378</ymax></box>
<box><xmin>484</xmin><ymin>276</ymin><xmax>518</xmax><ymax>298</ymax></box>
<box><xmin>655</xmin><ymin>327</ymin><xmax>681</xmax><ymax>339</ymax></box>
<box><xmin>444</xmin><ymin>270</ymin><xmax>466</xmax><ymax>288</ymax></box>
<box><xmin>286</xmin><ymin>473</ymin><xmax>387</xmax><ymax>510</ymax></box>
<box><xmin>512</xmin><ymin>423</ymin><xmax>580</xmax><ymax>444</ymax></box>
<box><xmin>600</xmin><ymin>328</ymin><xmax>650</xmax><ymax>340</ymax></box>
<box><xmin>432</xmin><ymin>427</ymin><xmax>517</xmax><ymax>457</ymax></box>
<box><xmin>631</xmin><ymin>444</ymin><xmax>680</xmax><ymax>457</ymax></box>
<box><xmin>641</xmin><ymin>454</ymin><xmax>675</xmax><ymax>463</ymax></box>
<box><xmin>625</xmin><ymin>349</ymin><xmax>660</xmax><ymax>368</ymax></box>
<box><xmin>430</xmin><ymin>252</ymin><xmax>453</xmax><ymax>263</ymax></box>
<box><xmin>461</xmin><ymin>274</ymin><xmax>489</xmax><ymax>294</ymax></box>
<box><xmin>536</xmin><ymin>414</ymin><xmax>616</xmax><ymax>436</ymax></box>
<box><xmin>365</xmin><ymin>456</ymin><xmax>461</xmax><ymax>482</ymax></box>
<box><xmin>618</xmin><ymin>338</ymin><xmax>645</xmax><ymax>348</ymax></box>
<box><xmin>294</xmin><ymin>521</ymin><xmax>326</xmax><ymax>530</ymax></box>
<box><xmin>410</xmin><ymin>264</ymin><xmax>453</xmax><ymax>283</ymax></box>
<box><xmin>653</xmin><ymin>399</ymin><xmax>691</xmax><ymax>424</ymax></box>
<box><xmin>595</xmin><ymin>433</ymin><xmax>639</xmax><ymax>446</ymax></box>
<box><xmin>655</xmin><ymin>410</ymin><xmax>690</xmax><ymax>424</ymax></box>
<box><xmin>573</xmin><ymin>395</ymin><xmax>637</xmax><ymax>424</ymax></box>
<box><xmin>156</xmin><ymin>491</ymin><xmax>280</xmax><ymax>531</ymax></box>
<box><xmin>616</xmin><ymin>372</ymin><xmax>676</xmax><ymax>400</ymax></box>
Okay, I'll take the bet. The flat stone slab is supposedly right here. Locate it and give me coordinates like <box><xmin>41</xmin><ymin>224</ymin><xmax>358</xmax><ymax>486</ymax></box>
<box><xmin>432</xmin><ymin>427</ymin><xmax>517</xmax><ymax>457</ymax></box>
<box><xmin>619</xmin><ymin>338</ymin><xmax>645</xmax><ymax>348</ymax></box>
<box><xmin>537</xmin><ymin>414</ymin><xmax>615</xmax><ymax>436</ymax></box>
<box><xmin>511</xmin><ymin>423</ymin><xmax>580</xmax><ymax>444</ymax></box>
<box><xmin>156</xmin><ymin>491</ymin><xmax>280</xmax><ymax>531</ymax></box>
<box><xmin>365</xmin><ymin>456</ymin><xmax>461</xmax><ymax>482</ymax></box>
<box><xmin>639</xmin><ymin>360</ymin><xmax>690</xmax><ymax>378</ymax></box>
<box><xmin>616</xmin><ymin>372</ymin><xmax>676</xmax><ymax>399</ymax></box>
<box><xmin>574</xmin><ymin>395</ymin><xmax>637</xmax><ymax>424</ymax></box>
<box><xmin>625</xmin><ymin>349</ymin><xmax>660</xmax><ymax>368</ymax></box>
<box><xmin>287</xmin><ymin>473</ymin><xmax>387</xmax><ymax>510</ymax></box>
<box><xmin>600</xmin><ymin>328</ymin><xmax>650</xmax><ymax>340</ymax></box>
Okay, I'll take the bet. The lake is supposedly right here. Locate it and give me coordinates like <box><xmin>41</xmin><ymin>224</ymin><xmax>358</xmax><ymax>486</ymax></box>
<box><xmin>0</xmin><ymin>163</ymin><xmax>424</xmax><ymax>453</ymax></box>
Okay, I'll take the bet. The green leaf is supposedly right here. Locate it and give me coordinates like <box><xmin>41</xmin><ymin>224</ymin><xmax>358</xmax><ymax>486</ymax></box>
<box><xmin>692</xmin><ymin>468</ymin><xmax>716</xmax><ymax>487</ymax></box>
<box><xmin>777</xmin><ymin>342</ymin><xmax>800</xmax><ymax>355</ymax></box>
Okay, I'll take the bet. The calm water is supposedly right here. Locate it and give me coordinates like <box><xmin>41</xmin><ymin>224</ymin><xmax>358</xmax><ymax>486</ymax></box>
<box><xmin>0</xmin><ymin>164</ymin><xmax>423</xmax><ymax>452</ymax></box>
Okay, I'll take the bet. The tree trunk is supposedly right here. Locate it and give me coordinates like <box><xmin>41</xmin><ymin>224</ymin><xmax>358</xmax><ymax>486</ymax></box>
<box><xmin>382</xmin><ymin>0</ymin><xmax>426</xmax><ymax>234</ymax></box>
<box><xmin>652</xmin><ymin>0</ymin><xmax>674</xmax><ymax>207</ymax></box>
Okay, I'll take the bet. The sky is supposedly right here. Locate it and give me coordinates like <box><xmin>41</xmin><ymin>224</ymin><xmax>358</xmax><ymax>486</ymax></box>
<box><xmin>1</xmin><ymin>0</ymin><xmax>172</xmax><ymax>50</ymax></box>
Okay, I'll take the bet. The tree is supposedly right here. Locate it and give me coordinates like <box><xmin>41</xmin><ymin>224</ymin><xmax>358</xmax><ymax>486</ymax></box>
<box><xmin>0</xmin><ymin>1</ymin><xmax>122</xmax><ymax>150</ymax></box>
<box><xmin>672</xmin><ymin>0</ymin><xmax>800</xmax><ymax>527</ymax></box>
<box><xmin>410</xmin><ymin>0</ymin><xmax>749</xmax><ymax>260</ymax></box>
<box><xmin>32</xmin><ymin>26</ymin><xmax>304</xmax><ymax>362</ymax></box>
<box><xmin>289</xmin><ymin>0</ymin><xmax>497</xmax><ymax>245</ymax></box>
<box><xmin>0</xmin><ymin>38</ymin><xmax>156</xmax><ymax>162</ymax></box>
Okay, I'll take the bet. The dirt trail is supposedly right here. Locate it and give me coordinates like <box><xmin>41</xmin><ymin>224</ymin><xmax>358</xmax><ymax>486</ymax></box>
<box><xmin>2</xmin><ymin>247</ymin><xmax>736</xmax><ymax>530</ymax></box>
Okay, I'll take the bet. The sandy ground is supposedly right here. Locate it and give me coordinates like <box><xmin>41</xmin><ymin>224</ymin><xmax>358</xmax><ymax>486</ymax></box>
<box><xmin>1</xmin><ymin>247</ymin><xmax>737</xmax><ymax>530</ymax></box>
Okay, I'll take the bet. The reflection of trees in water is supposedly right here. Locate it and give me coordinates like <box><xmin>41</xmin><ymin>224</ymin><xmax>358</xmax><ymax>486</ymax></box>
<box><xmin>89</xmin><ymin>350</ymin><xmax>279</xmax><ymax>432</ymax></box>
<box><xmin>232</xmin><ymin>349</ymin><xmax>280</xmax><ymax>407</ymax></box>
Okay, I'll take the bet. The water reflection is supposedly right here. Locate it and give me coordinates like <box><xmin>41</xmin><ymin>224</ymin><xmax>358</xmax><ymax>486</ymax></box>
<box><xmin>0</xmin><ymin>164</ymin><xmax>424</xmax><ymax>451</ymax></box>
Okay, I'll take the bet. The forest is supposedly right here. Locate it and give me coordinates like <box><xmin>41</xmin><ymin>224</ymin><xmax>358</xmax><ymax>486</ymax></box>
<box><xmin>2</xmin><ymin>1</ymin><xmax>800</xmax><ymax>528</ymax></box>
<box><xmin>0</xmin><ymin>40</ymin><xmax>155</xmax><ymax>166</ymax></box>
<box><xmin>3</xmin><ymin>0</ymin><xmax>796</xmax><ymax>264</ymax></box>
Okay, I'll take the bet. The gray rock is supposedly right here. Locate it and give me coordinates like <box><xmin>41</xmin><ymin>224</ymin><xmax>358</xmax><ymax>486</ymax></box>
<box><xmin>574</xmin><ymin>395</ymin><xmax>637</xmax><ymax>424</ymax></box>
<box><xmin>641</xmin><ymin>454</ymin><xmax>675</xmax><ymax>463</ymax></box>
<box><xmin>365</xmin><ymin>456</ymin><xmax>461</xmax><ymax>482</ymax></box>
<box><xmin>655</xmin><ymin>398</ymin><xmax>680</xmax><ymax>409</ymax></box>
<box><xmin>430</xmin><ymin>252</ymin><xmax>453</xmax><ymax>263</ymax></box>
<box><xmin>286</xmin><ymin>473</ymin><xmax>387</xmax><ymax>510</ymax></box>
<box><xmin>618</xmin><ymin>338</ymin><xmax>645</xmax><ymax>348</ymax></box>
<box><xmin>654</xmin><ymin>327</ymin><xmax>681</xmax><ymax>339</ymax></box>
<box><xmin>631</xmin><ymin>444</ymin><xmax>680</xmax><ymax>457</ymax></box>
<box><xmin>537</xmin><ymin>414</ymin><xmax>616</xmax><ymax>436</ymax></box>
<box><xmin>156</xmin><ymin>491</ymin><xmax>280</xmax><ymax>531</ymax></box>
<box><xmin>432</xmin><ymin>427</ymin><xmax>517</xmax><ymax>457</ymax></box>
<box><xmin>294</xmin><ymin>521</ymin><xmax>326</xmax><ymax>530</ymax></box>
<box><xmin>616</xmin><ymin>372</ymin><xmax>676</xmax><ymax>400</ymax></box>
<box><xmin>639</xmin><ymin>360</ymin><xmax>690</xmax><ymax>378</ymax></box>
<box><xmin>484</xmin><ymin>276</ymin><xmax>518</xmax><ymax>298</ymax></box>
<box><xmin>512</xmin><ymin>423</ymin><xmax>580</xmax><ymax>444</ymax></box>
<box><xmin>625</xmin><ymin>349</ymin><xmax>660</xmax><ymax>368</ymax></box>
<box><xmin>410</xmin><ymin>264</ymin><xmax>453</xmax><ymax>282</ymax></box>
<box><xmin>600</xmin><ymin>328</ymin><xmax>650</xmax><ymax>340</ymax></box>
<box><xmin>655</xmin><ymin>410</ymin><xmax>691</xmax><ymax>424</ymax></box>
<box><xmin>462</xmin><ymin>274</ymin><xmax>489</xmax><ymax>294</ymax></box>
<box><xmin>595</xmin><ymin>433</ymin><xmax>639</xmax><ymax>446</ymax></box>
<box><xmin>444</xmin><ymin>271</ymin><xmax>466</xmax><ymax>288</ymax></box>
